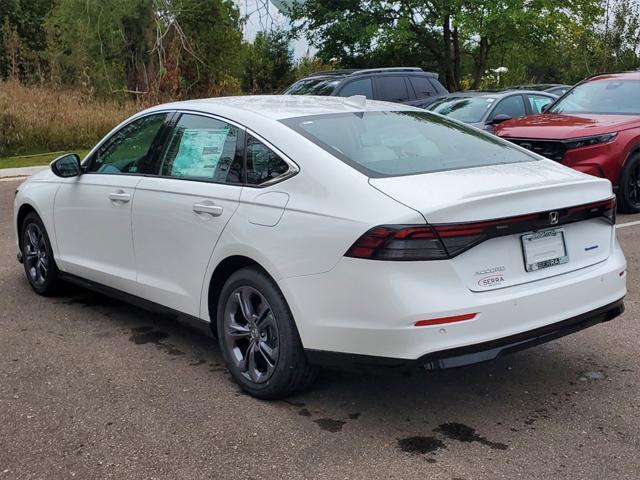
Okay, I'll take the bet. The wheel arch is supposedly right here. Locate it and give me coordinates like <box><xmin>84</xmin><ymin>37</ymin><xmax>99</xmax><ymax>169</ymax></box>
<box><xmin>620</xmin><ymin>142</ymin><xmax>640</xmax><ymax>172</ymax></box>
<box><xmin>16</xmin><ymin>203</ymin><xmax>39</xmax><ymax>248</ymax></box>
<box><xmin>207</xmin><ymin>255</ymin><xmax>273</xmax><ymax>336</ymax></box>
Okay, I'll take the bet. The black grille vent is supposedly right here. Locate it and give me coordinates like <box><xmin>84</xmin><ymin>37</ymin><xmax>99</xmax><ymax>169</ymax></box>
<box><xmin>505</xmin><ymin>138</ymin><xmax>566</xmax><ymax>162</ymax></box>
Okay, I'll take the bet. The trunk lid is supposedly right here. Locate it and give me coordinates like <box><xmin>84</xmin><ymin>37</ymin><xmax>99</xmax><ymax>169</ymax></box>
<box><xmin>369</xmin><ymin>160</ymin><xmax>615</xmax><ymax>291</ymax></box>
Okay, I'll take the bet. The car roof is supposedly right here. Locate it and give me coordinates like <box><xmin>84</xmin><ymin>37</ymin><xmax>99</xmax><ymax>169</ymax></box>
<box><xmin>142</xmin><ymin>95</ymin><xmax>423</xmax><ymax>122</ymax></box>
<box><xmin>438</xmin><ymin>89</ymin><xmax>555</xmax><ymax>100</ymax></box>
<box><xmin>302</xmin><ymin>67</ymin><xmax>438</xmax><ymax>80</ymax></box>
<box><xmin>305</xmin><ymin>67</ymin><xmax>438</xmax><ymax>78</ymax></box>
<box><xmin>510</xmin><ymin>83</ymin><xmax>569</xmax><ymax>90</ymax></box>
<box><xmin>587</xmin><ymin>71</ymin><xmax>640</xmax><ymax>82</ymax></box>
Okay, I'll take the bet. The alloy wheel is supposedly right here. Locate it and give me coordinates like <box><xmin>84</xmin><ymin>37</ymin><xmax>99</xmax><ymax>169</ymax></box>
<box><xmin>223</xmin><ymin>286</ymin><xmax>280</xmax><ymax>384</ymax></box>
<box><xmin>23</xmin><ymin>223</ymin><xmax>49</xmax><ymax>287</ymax></box>
<box><xmin>628</xmin><ymin>163</ymin><xmax>640</xmax><ymax>208</ymax></box>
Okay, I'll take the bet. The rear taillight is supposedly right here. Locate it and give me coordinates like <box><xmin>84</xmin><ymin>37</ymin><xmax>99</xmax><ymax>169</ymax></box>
<box><xmin>568</xmin><ymin>196</ymin><xmax>616</xmax><ymax>224</ymax></box>
<box><xmin>345</xmin><ymin>197</ymin><xmax>616</xmax><ymax>261</ymax></box>
<box><xmin>345</xmin><ymin>225</ymin><xmax>449</xmax><ymax>260</ymax></box>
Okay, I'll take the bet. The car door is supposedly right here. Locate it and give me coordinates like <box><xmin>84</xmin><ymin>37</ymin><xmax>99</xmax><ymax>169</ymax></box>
<box><xmin>54</xmin><ymin>112</ymin><xmax>170</xmax><ymax>293</ymax></box>
<box><xmin>132</xmin><ymin>112</ymin><xmax>243</xmax><ymax>316</ymax></box>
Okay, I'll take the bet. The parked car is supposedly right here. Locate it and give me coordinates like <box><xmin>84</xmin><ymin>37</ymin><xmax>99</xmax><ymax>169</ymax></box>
<box><xmin>14</xmin><ymin>96</ymin><xmax>626</xmax><ymax>399</ymax></box>
<box><xmin>426</xmin><ymin>90</ymin><xmax>557</xmax><ymax>131</ymax></box>
<box><xmin>495</xmin><ymin>71</ymin><xmax>640</xmax><ymax>213</ymax></box>
<box><xmin>283</xmin><ymin>67</ymin><xmax>448</xmax><ymax>107</ymax></box>
<box><xmin>510</xmin><ymin>84</ymin><xmax>572</xmax><ymax>96</ymax></box>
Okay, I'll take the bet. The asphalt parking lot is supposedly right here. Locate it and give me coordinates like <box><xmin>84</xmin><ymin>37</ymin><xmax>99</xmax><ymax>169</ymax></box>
<box><xmin>0</xmin><ymin>178</ymin><xmax>638</xmax><ymax>480</ymax></box>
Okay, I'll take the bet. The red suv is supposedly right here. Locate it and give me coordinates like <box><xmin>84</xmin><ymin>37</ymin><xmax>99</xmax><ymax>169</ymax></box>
<box><xmin>495</xmin><ymin>72</ymin><xmax>640</xmax><ymax>213</ymax></box>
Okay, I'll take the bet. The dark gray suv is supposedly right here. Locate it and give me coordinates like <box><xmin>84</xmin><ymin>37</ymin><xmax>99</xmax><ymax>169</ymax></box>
<box><xmin>283</xmin><ymin>67</ymin><xmax>449</xmax><ymax>107</ymax></box>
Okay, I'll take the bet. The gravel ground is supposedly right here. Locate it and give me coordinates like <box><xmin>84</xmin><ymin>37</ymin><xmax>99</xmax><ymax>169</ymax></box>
<box><xmin>0</xmin><ymin>178</ymin><xmax>638</xmax><ymax>480</ymax></box>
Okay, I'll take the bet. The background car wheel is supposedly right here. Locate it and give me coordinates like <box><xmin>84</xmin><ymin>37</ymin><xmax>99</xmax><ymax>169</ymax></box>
<box><xmin>20</xmin><ymin>212</ymin><xmax>60</xmax><ymax>296</ymax></box>
<box><xmin>217</xmin><ymin>266</ymin><xmax>318</xmax><ymax>400</ymax></box>
<box><xmin>618</xmin><ymin>153</ymin><xmax>640</xmax><ymax>214</ymax></box>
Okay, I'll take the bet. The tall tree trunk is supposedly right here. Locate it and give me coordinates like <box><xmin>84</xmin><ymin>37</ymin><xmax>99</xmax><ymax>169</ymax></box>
<box><xmin>442</xmin><ymin>14</ymin><xmax>457</xmax><ymax>91</ymax></box>
<box><xmin>452</xmin><ymin>24</ymin><xmax>461</xmax><ymax>91</ymax></box>
<box><xmin>471</xmin><ymin>36</ymin><xmax>490</xmax><ymax>89</ymax></box>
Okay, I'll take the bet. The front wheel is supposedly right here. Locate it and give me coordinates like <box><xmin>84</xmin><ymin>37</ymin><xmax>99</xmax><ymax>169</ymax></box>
<box><xmin>618</xmin><ymin>153</ymin><xmax>640</xmax><ymax>213</ymax></box>
<box><xmin>216</xmin><ymin>267</ymin><xmax>317</xmax><ymax>399</ymax></box>
<box><xmin>20</xmin><ymin>212</ymin><xmax>60</xmax><ymax>295</ymax></box>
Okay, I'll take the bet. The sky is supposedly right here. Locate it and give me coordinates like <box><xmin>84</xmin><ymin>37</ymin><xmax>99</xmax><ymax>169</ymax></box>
<box><xmin>237</xmin><ymin>0</ymin><xmax>314</xmax><ymax>59</ymax></box>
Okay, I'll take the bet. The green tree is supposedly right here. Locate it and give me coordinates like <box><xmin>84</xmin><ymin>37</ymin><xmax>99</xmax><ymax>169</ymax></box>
<box><xmin>0</xmin><ymin>0</ymin><xmax>53</xmax><ymax>82</ymax></box>
<box><xmin>243</xmin><ymin>29</ymin><xmax>295</xmax><ymax>93</ymax></box>
<box><xmin>286</xmin><ymin>0</ymin><xmax>604</xmax><ymax>91</ymax></box>
<box><xmin>45</xmin><ymin>0</ymin><xmax>244</xmax><ymax>98</ymax></box>
<box><xmin>171</xmin><ymin>0</ymin><xmax>244</xmax><ymax>96</ymax></box>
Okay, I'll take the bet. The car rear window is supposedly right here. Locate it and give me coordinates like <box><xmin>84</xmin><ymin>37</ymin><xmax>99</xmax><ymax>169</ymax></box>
<box><xmin>282</xmin><ymin>111</ymin><xmax>536</xmax><ymax>178</ymax></box>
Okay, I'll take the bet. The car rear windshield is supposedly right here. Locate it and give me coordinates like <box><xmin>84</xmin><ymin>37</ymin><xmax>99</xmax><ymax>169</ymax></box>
<box><xmin>283</xmin><ymin>77</ymin><xmax>342</xmax><ymax>96</ymax></box>
<box><xmin>282</xmin><ymin>111</ymin><xmax>536</xmax><ymax>177</ymax></box>
<box><xmin>428</xmin><ymin>96</ymin><xmax>495</xmax><ymax>123</ymax></box>
<box><xmin>549</xmin><ymin>79</ymin><xmax>640</xmax><ymax>115</ymax></box>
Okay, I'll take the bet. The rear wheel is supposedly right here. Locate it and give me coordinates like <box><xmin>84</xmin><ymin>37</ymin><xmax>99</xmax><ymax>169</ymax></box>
<box><xmin>20</xmin><ymin>212</ymin><xmax>60</xmax><ymax>295</ymax></box>
<box><xmin>216</xmin><ymin>266</ymin><xmax>317</xmax><ymax>399</ymax></box>
<box><xmin>618</xmin><ymin>153</ymin><xmax>640</xmax><ymax>213</ymax></box>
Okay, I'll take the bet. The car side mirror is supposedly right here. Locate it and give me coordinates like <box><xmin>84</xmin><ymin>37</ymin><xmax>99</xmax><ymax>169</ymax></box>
<box><xmin>541</xmin><ymin>103</ymin><xmax>552</xmax><ymax>113</ymax></box>
<box><xmin>489</xmin><ymin>113</ymin><xmax>512</xmax><ymax>125</ymax></box>
<box><xmin>51</xmin><ymin>153</ymin><xmax>82</xmax><ymax>178</ymax></box>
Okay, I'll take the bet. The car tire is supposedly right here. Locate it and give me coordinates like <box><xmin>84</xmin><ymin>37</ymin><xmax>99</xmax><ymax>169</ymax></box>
<box><xmin>618</xmin><ymin>153</ymin><xmax>640</xmax><ymax>214</ymax></box>
<box><xmin>20</xmin><ymin>212</ymin><xmax>60</xmax><ymax>296</ymax></box>
<box><xmin>216</xmin><ymin>266</ymin><xmax>318</xmax><ymax>399</ymax></box>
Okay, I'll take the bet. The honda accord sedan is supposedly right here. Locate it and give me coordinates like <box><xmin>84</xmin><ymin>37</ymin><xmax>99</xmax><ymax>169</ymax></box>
<box><xmin>14</xmin><ymin>95</ymin><xmax>627</xmax><ymax>399</ymax></box>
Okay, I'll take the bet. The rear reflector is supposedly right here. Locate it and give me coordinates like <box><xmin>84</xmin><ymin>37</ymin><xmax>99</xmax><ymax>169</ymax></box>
<box><xmin>345</xmin><ymin>197</ymin><xmax>616</xmax><ymax>261</ymax></box>
<box><xmin>415</xmin><ymin>313</ymin><xmax>477</xmax><ymax>327</ymax></box>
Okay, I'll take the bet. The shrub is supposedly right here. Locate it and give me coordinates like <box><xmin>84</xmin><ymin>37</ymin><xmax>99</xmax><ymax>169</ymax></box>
<box><xmin>0</xmin><ymin>81</ymin><xmax>139</xmax><ymax>156</ymax></box>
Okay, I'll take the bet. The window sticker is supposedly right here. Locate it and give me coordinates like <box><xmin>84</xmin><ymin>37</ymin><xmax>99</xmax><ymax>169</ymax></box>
<box><xmin>172</xmin><ymin>128</ymin><xmax>230</xmax><ymax>178</ymax></box>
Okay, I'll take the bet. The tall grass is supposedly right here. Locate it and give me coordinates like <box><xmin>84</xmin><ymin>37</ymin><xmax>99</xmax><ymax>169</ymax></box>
<box><xmin>0</xmin><ymin>81</ymin><xmax>140</xmax><ymax>157</ymax></box>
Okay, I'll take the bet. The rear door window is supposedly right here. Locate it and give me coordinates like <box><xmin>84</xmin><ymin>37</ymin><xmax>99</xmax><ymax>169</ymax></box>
<box><xmin>376</xmin><ymin>77</ymin><xmax>411</xmax><ymax>102</ymax></box>
<box><xmin>159</xmin><ymin>114</ymin><xmax>243</xmax><ymax>183</ymax></box>
<box><xmin>489</xmin><ymin>95</ymin><xmax>526</xmax><ymax>119</ymax></box>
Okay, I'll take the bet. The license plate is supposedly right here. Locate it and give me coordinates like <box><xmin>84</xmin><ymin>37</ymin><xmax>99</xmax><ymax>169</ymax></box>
<box><xmin>521</xmin><ymin>229</ymin><xmax>569</xmax><ymax>272</ymax></box>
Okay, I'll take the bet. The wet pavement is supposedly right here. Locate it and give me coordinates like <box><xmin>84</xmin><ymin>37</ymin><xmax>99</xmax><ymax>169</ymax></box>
<box><xmin>0</xmin><ymin>179</ymin><xmax>639</xmax><ymax>479</ymax></box>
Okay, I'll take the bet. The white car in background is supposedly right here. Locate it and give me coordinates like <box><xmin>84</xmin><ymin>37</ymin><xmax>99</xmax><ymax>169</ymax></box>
<box><xmin>13</xmin><ymin>95</ymin><xmax>627</xmax><ymax>399</ymax></box>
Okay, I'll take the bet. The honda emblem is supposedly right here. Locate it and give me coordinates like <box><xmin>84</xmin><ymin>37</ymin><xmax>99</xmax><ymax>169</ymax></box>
<box><xmin>549</xmin><ymin>211</ymin><xmax>559</xmax><ymax>225</ymax></box>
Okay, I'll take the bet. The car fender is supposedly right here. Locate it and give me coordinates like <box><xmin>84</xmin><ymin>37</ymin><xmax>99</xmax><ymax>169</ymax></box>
<box><xmin>14</xmin><ymin>179</ymin><xmax>61</xmax><ymax>257</ymax></box>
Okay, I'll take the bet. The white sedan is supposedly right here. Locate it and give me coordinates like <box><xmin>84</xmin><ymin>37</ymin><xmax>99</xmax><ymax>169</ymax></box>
<box><xmin>13</xmin><ymin>95</ymin><xmax>627</xmax><ymax>399</ymax></box>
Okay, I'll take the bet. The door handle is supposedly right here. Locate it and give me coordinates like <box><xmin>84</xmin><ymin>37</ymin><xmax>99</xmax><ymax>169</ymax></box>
<box><xmin>193</xmin><ymin>202</ymin><xmax>223</xmax><ymax>217</ymax></box>
<box><xmin>109</xmin><ymin>190</ymin><xmax>131</xmax><ymax>203</ymax></box>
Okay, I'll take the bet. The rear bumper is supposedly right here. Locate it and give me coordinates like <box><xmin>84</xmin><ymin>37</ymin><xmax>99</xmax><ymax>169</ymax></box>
<box><xmin>279</xmin><ymin>237</ymin><xmax>627</xmax><ymax>360</ymax></box>
<box><xmin>306</xmin><ymin>298</ymin><xmax>624</xmax><ymax>371</ymax></box>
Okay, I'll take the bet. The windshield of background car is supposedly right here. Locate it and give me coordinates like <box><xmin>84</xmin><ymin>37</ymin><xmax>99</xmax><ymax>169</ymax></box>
<box><xmin>428</xmin><ymin>96</ymin><xmax>495</xmax><ymax>123</ymax></box>
<box><xmin>283</xmin><ymin>77</ymin><xmax>341</xmax><ymax>96</ymax></box>
<box><xmin>549</xmin><ymin>79</ymin><xmax>640</xmax><ymax>114</ymax></box>
<box><xmin>282</xmin><ymin>111</ymin><xmax>536</xmax><ymax>177</ymax></box>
